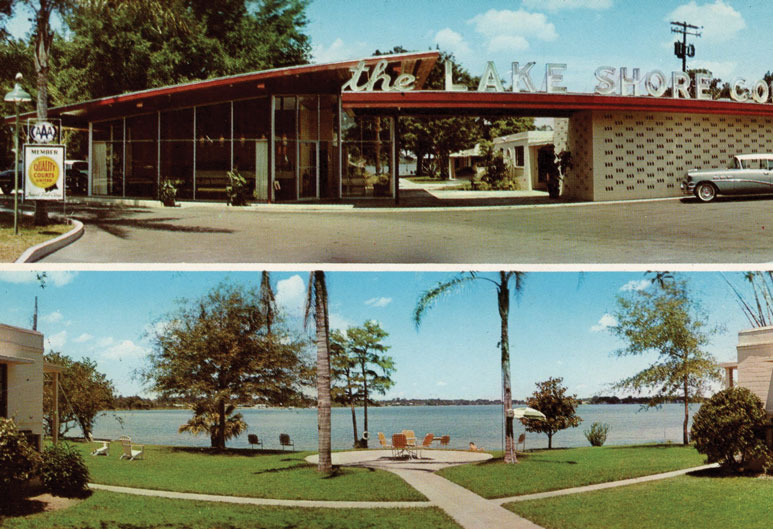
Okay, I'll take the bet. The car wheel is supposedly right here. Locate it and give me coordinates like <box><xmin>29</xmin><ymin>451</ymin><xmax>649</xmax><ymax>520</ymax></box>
<box><xmin>695</xmin><ymin>182</ymin><xmax>717</xmax><ymax>202</ymax></box>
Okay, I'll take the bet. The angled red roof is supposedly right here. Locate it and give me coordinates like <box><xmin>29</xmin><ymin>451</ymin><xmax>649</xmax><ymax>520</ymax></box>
<box><xmin>6</xmin><ymin>51</ymin><xmax>440</xmax><ymax>126</ymax></box>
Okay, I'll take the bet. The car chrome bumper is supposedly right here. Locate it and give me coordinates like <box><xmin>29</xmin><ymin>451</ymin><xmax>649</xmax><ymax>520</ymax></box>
<box><xmin>680</xmin><ymin>181</ymin><xmax>695</xmax><ymax>195</ymax></box>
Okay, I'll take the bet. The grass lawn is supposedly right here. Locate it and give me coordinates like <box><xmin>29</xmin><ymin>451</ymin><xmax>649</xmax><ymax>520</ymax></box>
<box><xmin>437</xmin><ymin>444</ymin><xmax>706</xmax><ymax>498</ymax></box>
<box><xmin>0</xmin><ymin>212</ymin><xmax>71</xmax><ymax>262</ymax></box>
<box><xmin>74</xmin><ymin>442</ymin><xmax>425</xmax><ymax>502</ymax></box>
<box><xmin>506</xmin><ymin>472</ymin><xmax>773</xmax><ymax>529</ymax></box>
<box><xmin>1</xmin><ymin>490</ymin><xmax>461</xmax><ymax>529</ymax></box>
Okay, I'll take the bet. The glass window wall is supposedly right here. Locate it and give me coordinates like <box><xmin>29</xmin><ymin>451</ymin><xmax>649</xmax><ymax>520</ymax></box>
<box><xmin>161</xmin><ymin>108</ymin><xmax>194</xmax><ymax>199</ymax></box>
<box><xmin>195</xmin><ymin>103</ymin><xmax>231</xmax><ymax>200</ymax></box>
<box><xmin>341</xmin><ymin>111</ymin><xmax>393</xmax><ymax>198</ymax></box>
<box><xmin>126</xmin><ymin>114</ymin><xmax>158</xmax><ymax>198</ymax></box>
<box><xmin>91</xmin><ymin>120</ymin><xmax>123</xmax><ymax>196</ymax></box>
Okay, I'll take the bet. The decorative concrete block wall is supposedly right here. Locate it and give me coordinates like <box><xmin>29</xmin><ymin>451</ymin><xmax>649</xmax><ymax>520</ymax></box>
<box><xmin>557</xmin><ymin>110</ymin><xmax>773</xmax><ymax>201</ymax></box>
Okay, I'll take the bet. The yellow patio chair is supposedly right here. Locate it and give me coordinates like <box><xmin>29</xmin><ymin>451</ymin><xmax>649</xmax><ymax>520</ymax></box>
<box><xmin>401</xmin><ymin>429</ymin><xmax>417</xmax><ymax>446</ymax></box>
<box><xmin>415</xmin><ymin>433</ymin><xmax>434</xmax><ymax>458</ymax></box>
<box><xmin>392</xmin><ymin>433</ymin><xmax>416</xmax><ymax>459</ymax></box>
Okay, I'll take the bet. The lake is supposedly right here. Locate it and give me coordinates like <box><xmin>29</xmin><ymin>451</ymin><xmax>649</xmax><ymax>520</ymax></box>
<box><xmin>91</xmin><ymin>404</ymin><xmax>701</xmax><ymax>452</ymax></box>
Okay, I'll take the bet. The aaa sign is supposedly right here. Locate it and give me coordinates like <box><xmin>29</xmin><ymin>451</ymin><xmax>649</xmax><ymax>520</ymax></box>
<box><xmin>24</xmin><ymin>145</ymin><xmax>65</xmax><ymax>200</ymax></box>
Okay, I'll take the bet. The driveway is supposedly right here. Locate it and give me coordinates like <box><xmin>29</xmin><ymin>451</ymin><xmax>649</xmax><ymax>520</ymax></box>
<box><xmin>32</xmin><ymin>193</ymin><xmax>773</xmax><ymax>264</ymax></box>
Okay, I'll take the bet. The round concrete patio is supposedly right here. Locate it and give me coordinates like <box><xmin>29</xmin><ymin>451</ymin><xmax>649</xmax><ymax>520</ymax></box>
<box><xmin>304</xmin><ymin>449</ymin><xmax>492</xmax><ymax>471</ymax></box>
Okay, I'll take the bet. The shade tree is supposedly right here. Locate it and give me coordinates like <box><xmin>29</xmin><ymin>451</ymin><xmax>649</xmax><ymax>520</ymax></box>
<box><xmin>609</xmin><ymin>276</ymin><xmax>721</xmax><ymax>445</ymax></box>
<box><xmin>521</xmin><ymin>377</ymin><xmax>581</xmax><ymax>449</ymax></box>
<box><xmin>144</xmin><ymin>280</ymin><xmax>308</xmax><ymax>449</ymax></box>
<box><xmin>43</xmin><ymin>351</ymin><xmax>115</xmax><ymax>439</ymax></box>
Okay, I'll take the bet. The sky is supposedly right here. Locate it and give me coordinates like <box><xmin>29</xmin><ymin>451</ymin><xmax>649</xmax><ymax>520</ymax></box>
<box><xmin>304</xmin><ymin>0</ymin><xmax>767</xmax><ymax>93</ymax></box>
<box><xmin>5</xmin><ymin>1</ymin><xmax>769</xmax><ymax>94</ymax></box>
<box><xmin>0</xmin><ymin>270</ymin><xmax>754</xmax><ymax>401</ymax></box>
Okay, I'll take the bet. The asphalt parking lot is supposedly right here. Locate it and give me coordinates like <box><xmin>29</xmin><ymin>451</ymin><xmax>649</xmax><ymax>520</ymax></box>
<box><xmin>31</xmin><ymin>194</ymin><xmax>773</xmax><ymax>264</ymax></box>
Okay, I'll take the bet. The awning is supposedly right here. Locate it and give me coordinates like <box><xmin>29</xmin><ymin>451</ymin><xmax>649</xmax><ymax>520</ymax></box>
<box><xmin>0</xmin><ymin>353</ymin><xmax>34</xmax><ymax>364</ymax></box>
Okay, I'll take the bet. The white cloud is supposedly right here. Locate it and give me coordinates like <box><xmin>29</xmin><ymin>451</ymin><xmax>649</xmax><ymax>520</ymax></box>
<box><xmin>0</xmin><ymin>271</ymin><xmax>77</xmax><ymax>287</ymax></box>
<box><xmin>620</xmin><ymin>279</ymin><xmax>651</xmax><ymax>292</ymax></box>
<box><xmin>691</xmin><ymin>60</ymin><xmax>737</xmax><ymax>80</ymax></box>
<box><xmin>365</xmin><ymin>297</ymin><xmax>392</xmax><ymax>308</ymax></box>
<box><xmin>523</xmin><ymin>0</ymin><xmax>612</xmax><ymax>11</ymax></box>
<box><xmin>667</xmin><ymin>1</ymin><xmax>745</xmax><ymax>43</ymax></box>
<box><xmin>102</xmin><ymin>339</ymin><xmax>148</xmax><ymax>361</ymax></box>
<box><xmin>96</xmin><ymin>336</ymin><xmax>114</xmax><ymax>348</ymax></box>
<box><xmin>73</xmin><ymin>333</ymin><xmax>93</xmax><ymax>343</ymax></box>
<box><xmin>42</xmin><ymin>310</ymin><xmax>63</xmax><ymax>324</ymax></box>
<box><xmin>276</xmin><ymin>275</ymin><xmax>306</xmax><ymax>316</ymax></box>
<box><xmin>591</xmin><ymin>313</ymin><xmax>618</xmax><ymax>332</ymax></box>
<box><xmin>436</xmin><ymin>380</ymin><xmax>448</xmax><ymax>387</ymax></box>
<box><xmin>329</xmin><ymin>312</ymin><xmax>354</xmax><ymax>333</ymax></box>
<box><xmin>488</xmin><ymin>35</ymin><xmax>530</xmax><ymax>53</ymax></box>
<box><xmin>312</xmin><ymin>38</ymin><xmax>370</xmax><ymax>64</ymax></box>
<box><xmin>46</xmin><ymin>330</ymin><xmax>67</xmax><ymax>350</ymax></box>
<box><xmin>469</xmin><ymin>9</ymin><xmax>557</xmax><ymax>53</ymax></box>
<box><xmin>434</xmin><ymin>28</ymin><xmax>472</xmax><ymax>61</ymax></box>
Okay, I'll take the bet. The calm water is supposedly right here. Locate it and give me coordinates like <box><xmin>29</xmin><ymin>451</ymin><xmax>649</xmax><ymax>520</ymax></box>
<box><xmin>91</xmin><ymin>404</ymin><xmax>700</xmax><ymax>452</ymax></box>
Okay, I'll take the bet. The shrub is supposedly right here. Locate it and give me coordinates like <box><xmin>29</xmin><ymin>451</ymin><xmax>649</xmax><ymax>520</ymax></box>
<box><xmin>0</xmin><ymin>418</ymin><xmax>41</xmax><ymax>500</ymax></box>
<box><xmin>584</xmin><ymin>422</ymin><xmax>609</xmax><ymax>446</ymax></box>
<box><xmin>39</xmin><ymin>442</ymin><xmax>90</xmax><ymax>497</ymax></box>
<box><xmin>690</xmin><ymin>386</ymin><xmax>771</xmax><ymax>472</ymax></box>
<box><xmin>158</xmin><ymin>178</ymin><xmax>179</xmax><ymax>206</ymax></box>
<box><xmin>226</xmin><ymin>169</ymin><xmax>250</xmax><ymax>206</ymax></box>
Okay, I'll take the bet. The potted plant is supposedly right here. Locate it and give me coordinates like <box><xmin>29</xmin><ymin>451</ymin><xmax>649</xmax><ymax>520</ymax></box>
<box><xmin>159</xmin><ymin>178</ymin><xmax>179</xmax><ymax>207</ymax></box>
<box><xmin>226</xmin><ymin>169</ymin><xmax>250</xmax><ymax>206</ymax></box>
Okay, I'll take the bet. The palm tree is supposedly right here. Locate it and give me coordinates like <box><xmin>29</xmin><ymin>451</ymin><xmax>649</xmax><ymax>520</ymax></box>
<box><xmin>414</xmin><ymin>271</ymin><xmax>526</xmax><ymax>464</ymax></box>
<box><xmin>304</xmin><ymin>271</ymin><xmax>333</xmax><ymax>474</ymax></box>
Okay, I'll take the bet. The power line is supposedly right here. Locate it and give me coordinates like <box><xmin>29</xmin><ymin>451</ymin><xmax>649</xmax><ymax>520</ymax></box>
<box><xmin>671</xmin><ymin>21</ymin><xmax>702</xmax><ymax>73</ymax></box>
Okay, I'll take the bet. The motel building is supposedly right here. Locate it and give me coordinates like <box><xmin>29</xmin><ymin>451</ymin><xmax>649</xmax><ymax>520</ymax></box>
<box><xmin>16</xmin><ymin>50</ymin><xmax>773</xmax><ymax>203</ymax></box>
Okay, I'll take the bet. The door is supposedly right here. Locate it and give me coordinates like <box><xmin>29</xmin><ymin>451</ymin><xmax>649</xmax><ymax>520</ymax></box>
<box><xmin>299</xmin><ymin>141</ymin><xmax>318</xmax><ymax>199</ymax></box>
<box><xmin>255</xmin><ymin>140</ymin><xmax>268</xmax><ymax>201</ymax></box>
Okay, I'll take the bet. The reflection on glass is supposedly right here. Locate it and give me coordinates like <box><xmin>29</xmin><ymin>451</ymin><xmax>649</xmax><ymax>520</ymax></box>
<box><xmin>342</xmin><ymin>114</ymin><xmax>393</xmax><ymax>198</ymax></box>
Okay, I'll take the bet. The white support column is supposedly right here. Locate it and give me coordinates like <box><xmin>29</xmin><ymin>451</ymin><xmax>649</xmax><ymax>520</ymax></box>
<box><xmin>87</xmin><ymin>122</ymin><xmax>93</xmax><ymax>196</ymax></box>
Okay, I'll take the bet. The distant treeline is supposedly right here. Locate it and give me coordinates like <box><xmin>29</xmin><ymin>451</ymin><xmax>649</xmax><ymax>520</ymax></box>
<box><xmin>111</xmin><ymin>394</ymin><xmax>704</xmax><ymax>411</ymax></box>
<box><xmin>584</xmin><ymin>395</ymin><xmax>707</xmax><ymax>405</ymax></box>
<box><xmin>377</xmin><ymin>398</ymin><xmax>508</xmax><ymax>407</ymax></box>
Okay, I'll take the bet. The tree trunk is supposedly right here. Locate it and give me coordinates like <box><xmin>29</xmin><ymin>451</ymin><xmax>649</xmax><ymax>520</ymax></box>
<box><xmin>548</xmin><ymin>432</ymin><xmax>553</xmax><ymax>449</ymax></box>
<box><xmin>499</xmin><ymin>273</ymin><xmax>517</xmax><ymax>463</ymax></box>
<box><xmin>683</xmin><ymin>376</ymin><xmax>689</xmax><ymax>445</ymax></box>
<box><xmin>33</xmin><ymin>3</ymin><xmax>52</xmax><ymax>227</ymax></box>
<box><xmin>314</xmin><ymin>272</ymin><xmax>333</xmax><ymax>473</ymax></box>
<box><xmin>361</xmin><ymin>359</ymin><xmax>369</xmax><ymax>448</ymax></box>
<box><xmin>347</xmin><ymin>380</ymin><xmax>358</xmax><ymax>446</ymax></box>
<box><xmin>217</xmin><ymin>399</ymin><xmax>226</xmax><ymax>450</ymax></box>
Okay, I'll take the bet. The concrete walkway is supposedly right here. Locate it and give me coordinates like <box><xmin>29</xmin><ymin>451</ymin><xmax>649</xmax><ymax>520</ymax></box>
<box><xmin>390</xmin><ymin>467</ymin><xmax>544</xmax><ymax>529</ymax></box>
<box><xmin>87</xmin><ymin>483</ymin><xmax>431</xmax><ymax>509</ymax></box>
<box><xmin>494</xmin><ymin>463</ymin><xmax>719</xmax><ymax>505</ymax></box>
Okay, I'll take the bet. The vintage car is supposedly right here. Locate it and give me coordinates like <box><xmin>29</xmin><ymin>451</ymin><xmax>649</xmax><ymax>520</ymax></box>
<box><xmin>681</xmin><ymin>154</ymin><xmax>773</xmax><ymax>202</ymax></box>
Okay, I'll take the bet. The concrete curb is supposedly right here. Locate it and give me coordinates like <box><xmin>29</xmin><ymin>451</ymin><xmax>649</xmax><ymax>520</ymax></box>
<box><xmin>15</xmin><ymin>218</ymin><xmax>84</xmax><ymax>263</ymax></box>
<box><xmin>62</xmin><ymin>194</ymin><xmax>685</xmax><ymax>214</ymax></box>
<box><xmin>87</xmin><ymin>483</ymin><xmax>432</xmax><ymax>509</ymax></box>
<box><xmin>494</xmin><ymin>463</ymin><xmax>719</xmax><ymax>505</ymax></box>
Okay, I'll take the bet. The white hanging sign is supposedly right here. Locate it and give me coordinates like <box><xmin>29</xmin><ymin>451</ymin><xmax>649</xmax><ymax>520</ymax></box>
<box><xmin>24</xmin><ymin>144</ymin><xmax>65</xmax><ymax>201</ymax></box>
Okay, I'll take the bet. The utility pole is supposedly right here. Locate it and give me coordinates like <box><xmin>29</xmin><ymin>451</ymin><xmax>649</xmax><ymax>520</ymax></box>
<box><xmin>671</xmin><ymin>21</ymin><xmax>702</xmax><ymax>72</ymax></box>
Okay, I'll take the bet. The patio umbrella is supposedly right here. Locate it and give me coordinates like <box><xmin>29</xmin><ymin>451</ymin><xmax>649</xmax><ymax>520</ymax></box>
<box><xmin>511</xmin><ymin>407</ymin><xmax>547</xmax><ymax>420</ymax></box>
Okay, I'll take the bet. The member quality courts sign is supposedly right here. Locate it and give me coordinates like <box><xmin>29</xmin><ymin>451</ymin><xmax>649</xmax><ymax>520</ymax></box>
<box><xmin>24</xmin><ymin>144</ymin><xmax>65</xmax><ymax>200</ymax></box>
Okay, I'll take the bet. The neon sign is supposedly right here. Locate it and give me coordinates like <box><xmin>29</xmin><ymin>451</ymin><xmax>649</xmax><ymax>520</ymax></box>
<box><xmin>343</xmin><ymin>58</ymin><xmax>773</xmax><ymax>104</ymax></box>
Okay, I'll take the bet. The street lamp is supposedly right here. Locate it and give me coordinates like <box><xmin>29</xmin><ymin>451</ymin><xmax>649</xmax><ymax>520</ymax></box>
<box><xmin>4</xmin><ymin>73</ymin><xmax>32</xmax><ymax>235</ymax></box>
